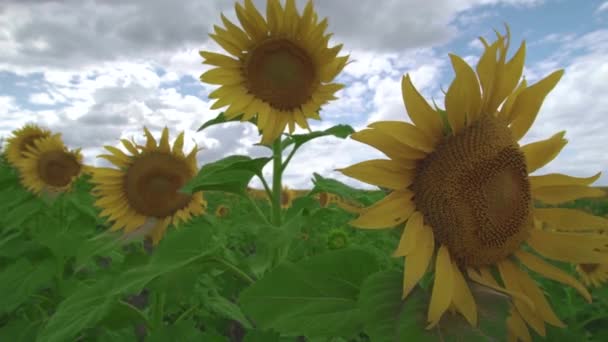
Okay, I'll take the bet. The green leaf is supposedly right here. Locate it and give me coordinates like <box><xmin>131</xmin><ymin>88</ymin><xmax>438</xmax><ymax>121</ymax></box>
<box><xmin>243</xmin><ymin>329</ymin><xmax>282</xmax><ymax>342</ymax></box>
<box><xmin>310</xmin><ymin>173</ymin><xmax>382</xmax><ymax>206</ymax></box>
<box><xmin>0</xmin><ymin>319</ymin><xmax>40</xmax><ymax>342</ymax></box>
<box><xmin>207</xmin><ymin>294</ymin><xmax>253</xmax><ymax>329</ymax></box>
<box><xmin>0</xmin><ymin>259</ymin><xmax>56</xmax><ymax>315</ymax></box>
<box><xmin>147</xmin><ymin>320</ymin><xmax>210</xmax><ymax>342</ymax></box>
<box><xmin>359</xmin><ymin>270</ymin><xmax>435</xmax><ymax>342</ymax></box>
<box><xmin>197</xmin><ymin>111</ymin><xmax>257</xmax><ymax>132</ymax></box>
<box><xmin>239</xmin><ymin>248</ymin><xmax>380</xmax><ymax>339</ymax></box>
<box><xmin>181</xmin><ymin>155</ymin><xmax>271</xmax><ymax>196</ymax></box>
<box><xmin>283</xmin><ymin>124</ymin><xmax>355</xmax><ymax>150</ymax></box>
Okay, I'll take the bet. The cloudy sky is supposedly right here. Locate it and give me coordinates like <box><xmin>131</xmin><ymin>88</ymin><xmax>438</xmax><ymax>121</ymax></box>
<box><xmin>1</xmin><ymin>0</ymin><xmax>607</xmax><ymax>189</ymax></box>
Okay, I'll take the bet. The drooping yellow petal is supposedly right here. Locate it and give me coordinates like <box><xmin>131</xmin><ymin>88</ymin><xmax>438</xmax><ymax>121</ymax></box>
<box><xmin>520</xmin><ymin>131</ymin><xmax>567</xmax><ymax>173</ymax></box>
<box><xmin>515</xmin><ymin>250</ymin><xmax>591</xmax><ymax>303</ymax></box>
<box><xmin>512</xmin><ymin>262</ymin><xmax>566</xmax><ymax>328</ymax></box>
<box><xmin>467</xmin><ymin>268</ymin><xmax>535</xmax><ymax>310</ymax></box>
<box><xmin>507</xmin><ymin>307</ymin><xmax>532</xmax><ymax>342</ymax></box>
<box><xmin>532</xmin><ymin>185</ymin><xmax>605</xmax><ymax>205</ymax></box>
<box><xmin>350</xmin><ymin>129</ymin><xmax>428</xmax><ymax>161</ymax></box>
<box><xmin>337</xmin><ymin>159</ymin><xmax>414</xmax><ymax>190</ymax></box>
<box><xmin>509</xmin><ymin>70</ymin><xmax>565</xmax><ymax>141</ymax></box>
<box><xmin>427</xmin><ymin>245</ymin><xmax>453</xmax><ymax>329</ymax></box>
<box><xmin>401</xmin><ymin>75</ymin><xmax>444</xmax><ymax>141</ymax></box>
<box><xmin>450</xmin><ymin>262</ymin><xmax>478</xmax><ymax>327</ymax></box>
<box><xmin>529</xmin><ymin>172</ymin><xmax>601</xmax><ymax>189</ymax></box>
<box><xmin>534</xmin><ymin>208</ymin><xmax>608</xmax><ymax>232</ymax></box>
<box><xmin>349</xmin><ymin>190</ymin><xmax>415</xmax><ymax>229</ymax></box>
<box><xmin>527</xmin><ymin>229</ymin><xmax>608</xmax><ymax>264</ymax></box>
<box><xmin>402</xmin><ymin>225</ymin><xmax>434</xmax><ymax>299</ymax></box>
<box><xmin>497</xmin><ymin>260</ymin><xmax>546</xmax><ymax>337</ymax></box>
<box><xmin>367</xmin><ymin>121</ymin><xmax>435</xmax><ymax>152</ymax></box>
<box><xmin>393</xmin><ymin>211</ymin><xmax>424</xmax><ymax>257</ymax></box>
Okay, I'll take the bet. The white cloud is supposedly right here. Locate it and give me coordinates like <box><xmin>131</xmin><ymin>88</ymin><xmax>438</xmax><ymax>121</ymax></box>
<box><xmin>596</xmin><ymin>1</ymin><xmax>608</xmax><ymax>14</ymax></box>
<box><xmin>28</xmin><ymin>92</ymin><xmax>56</xmax><ymax>105</ymax></box>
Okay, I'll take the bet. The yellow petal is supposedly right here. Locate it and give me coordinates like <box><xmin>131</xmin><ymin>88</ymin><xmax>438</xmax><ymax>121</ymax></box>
<box><xmin>220</xmin><ymin>13</ymin><xmax>251</xmax><ymax>49</ymax></box>
<box><xmin>159</xmin><ymin>127</ymin><xmax>170</xmax><ymax>153</ymax></box>
<box><xmin>534</xmin><ymin>208</ymin><xmax>608</xmax><ymax>232</ymax></box>
<box><xmin>120</xmin><ymin>139</ymin><xmax>139</xmax><ymax>155</ymax></box>
<box><xmin>243</xmin><ymin>0</ymin><xmax>268</xmax><ymax>38</ymax></box>
<box><xmin>199</xmin><ymin>67</ymin><xmax>242</xmax><ymax>85</ymax></box>
<box><xmin>393</xmin><ymin>211</ymin><xmax>424</xmax><ymax>257</ymax></box>
<box><xmin>143</xmin><ymin>127</ymin><xmax>157</xmax><ymax>149</ymax></box>
<box><xmin>172</xmin><ymin>132</ymin><xmax>185</xmax><ymax>155</ymax></box>
<box><xmin>427</xmin><ymin>245</ymin><xmax>453</xmax><ymax>329</ymax></box>
<box><xmin>507</xmin><ymin>307</ymin><xmax>532</xmax><ymax>342</ymax></box>
<box><xmin>401</xmin><ymin>75</ymin><xmax>443</xmax><ymax>141</ymax></box>
<box><xmin>350</xmin><ymin>129</ymin><xmax>427</xmax><ymax>161</ymax></box>
<box><xmin>447</xmin><ymin>54</ymin><xmax>482</xmax><ymax>123</ymax></box>
<box><xmin>530</xmin><ymin>172</ymin><xmax>601</xmax><ymax>189</ymax></box>
<box><xmin>103</xmin><ymin>145</ymin><xmax>131</xmax><ymax>163</ymax></box>
<box><xmin>349</xmin><ymin>190</ymin><xmax>415</xmax><ymax>229</ymax></box>
<box><xmin>532</xmin><ymin>185</ymin><xmax>605</xmax><ymax>205</ymax></box>
<box><xmin>511</xmin><ymin>263</ymin><xmax>566</xmax><ymax>328</ymax></box>
<box><xmin>367</xmin><ymin>121</ymin><xmax>435</xmax><ymax>152</ymax></box>
<box><xmin>488</xmin><ymin>41</ymin><xmax>526</xmax><ymax>115</ymax></box>
<box><xmin>498</xmin><ymin>79</ymin><xmax>527</xmax><ymax>123</ymax></box>
<box><xmin>467</xmin><ymin>267</ymin><xmax>535</xmax><ymax>310</ymax></box>
<box><xmin>234</xmin><ymin>2</ymin><xmax>264</xmax><ymax>41</ymax></box>
<box><xmin>521</xmin><ymin>131</ymin><xmax>567</xmax><ymax>173</ymax></box>
<box><xmin>199</xmin><ymin>51</ymin><xmax>241</xmax><ymax>69</ymax></box>
<box><xmin>451</xmin><ymin>263</ymin><xmax>478</xmax><ymax>327</ymax></box>
<box><xmin>266</xmin><ymin>0</ymin><xmax>283</xmax><ymax>34</ymax></box>
<box><xmin>497</xmin><ymin>260</ymin><xmax>546</xmax><ymax>337</ymax></box>
<box><xmin>402</xmin><ymin>225</ymin><xmax>435</xmax><ymax>299</ymax></box>
<box><xmin>338</xmin><ymin>159</ymin><xmax>414</xmax><ymax>190</ymax></box>
<box><xmin>97</xmin><ymin>154</ymin><xmax>128</xmax><ymax>168</ymax></box>
<box><xmin>476</xmin><ymin>38</ymin><xmax>501</xmax><ymax>113</ymax></box>
<box><xmin>208</xmin><ymin>33</ymin><xmax>243</xmax><ymax>57</ymax></box>
<box><xmin>515</xmin><ymin>250</ymin><xmax>591</xmax><ymax>303</ymax></box>
<box><xmin>509</xmin><ymin>70</ymin><xmax>565</xmax><ymax>141</ymax></box>
<box><xmin>527</xmin><ymin>229</ymin><xmax>608</xmax><ymax>264</ymax></box>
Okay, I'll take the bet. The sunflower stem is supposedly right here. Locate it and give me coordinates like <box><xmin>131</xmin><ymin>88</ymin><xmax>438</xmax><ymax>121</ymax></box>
<box><xmin>271</xmin><ymin>138</ymin><xmax>283</xmax><ymax>226</ymax></box>
<box><xmin>256</xmin><ymin>173</ymin><xmax>273</xmax><ymax>203</ymax></box>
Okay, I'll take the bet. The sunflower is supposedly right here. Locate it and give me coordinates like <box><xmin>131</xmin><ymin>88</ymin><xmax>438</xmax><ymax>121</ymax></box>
<box><xmin>199</xmin><ymin>0</ymin><xmax>349</xmax><ymax>145</ymax></box>
<box><xmin>576</xmin><ymin>263</ymin><xmax>608</xmax><ymax>287</ymax></box>
<box><xmin>280</xmin><ymin>186</ymin><xmax>296</xmax><ymax>208</ymax></box>
<box><xmin>215</xmin><ymin>204</ymin><xmax>230</xmax><ymax>218</ymax></box>
<box><xmin>338</xmin><ymin>26</ymin><xmax>608</xmax><ymax>338</ymax></box>
<box><xmin>90</xmin><ymin>127</ymin><xmax>206</xmax><ymax>245</ymax></box>
<box><xmin>4</xmin><ymin>123</ymin><xmax>53</xmax><ymax>167</ymax></box>
<box><xmin>16</xmin><ymin>133</ymin><xmax>85</xmax><ymax>196</ymax></box>
<box><xmin>316</xmin><ymin>191</ymin><xmax>331</xmax><ymax>208</ymax></box>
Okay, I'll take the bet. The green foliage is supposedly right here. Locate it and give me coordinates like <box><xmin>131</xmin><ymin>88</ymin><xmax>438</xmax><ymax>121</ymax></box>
<box><xmin>281</xmin><ymin>124</ymin><xmax>355</xmax><ymax>150</ymax></box>
<box><xmin>197</xmin><ymin>111</ymin><xmax>257</xmax><ymax>132</ymax></box>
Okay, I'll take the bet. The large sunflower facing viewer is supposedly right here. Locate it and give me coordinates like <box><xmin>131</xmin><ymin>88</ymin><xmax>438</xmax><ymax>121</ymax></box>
<box><xmin>199</xmin><ymin>0</ymin><xmax>349</xmax><ymax>145</ymax></box>
<box><xmin>338</xmin><ymin>27</ymin><xmax>608</xmax><ymax>340</ymax></box>
<box><xmin>90</xmin><ymin>127</ymin><xmax>206</xmax><ymax>245</ymax></box>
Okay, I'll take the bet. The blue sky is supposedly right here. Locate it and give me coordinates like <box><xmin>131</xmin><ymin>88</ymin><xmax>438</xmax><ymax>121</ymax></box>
<box><xmin>0</xmin><ymin>0</ymin><xmax>607</xmax><ymax>188</ymax></box>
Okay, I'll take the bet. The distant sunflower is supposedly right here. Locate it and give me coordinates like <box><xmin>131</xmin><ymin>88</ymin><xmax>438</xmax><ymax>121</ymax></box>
<box><xmin>91</xmin><ymin>127</ymin><xmax>206</xmax><ymax>245</ymax></box>
<box><xmin>17</xmin><ymin>134</ymin><xmax>84</xmax><ymax>196</ymax></box>
<box><xmin>576</xmin><ymin>263</ymin><xmax>608</xmax><ymax>287</ymax></box>
<box><xmin>215</xmin><ymin>204</ymin><xmax>230</xmax><ymax>218</ymax></box>
<box><xmin>199</xmin><ymin>0</ymin><xmax>349</xmax><ymax>144</ymax></box>
<box><xmin>317</xmin><ymin>191</ymin><xmax>330</xmax><ymax>208</ymax></box>
<box><xmin>4</xmin><ymin>124</ymin><xmax>53</xmax><ymax>167</ymax></box>
<box><xmin>339</xmin><ymin>26</ymin><xmax>608</xmax><ymax>337</ymax></box>
<box><xmin>280</xmin><ymin>186</ymin><xmax>296</xmax><ymax>208</ymax></box>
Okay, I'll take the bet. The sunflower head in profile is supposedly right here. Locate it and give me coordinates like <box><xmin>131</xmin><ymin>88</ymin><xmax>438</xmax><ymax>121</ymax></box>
<box><xmin>199</xmin><ymin>0</ymin><xmax>349</xmax><ymax>145</ymax></box>
<box><xmin>90</xmin><ymin>127</ymin><xmax>206</xmax><ymax>245</ymax></box>
<box><xmin>215</xmin><ymin>204</ymin><xmax>230</xmax><ymax>218</ymax></box>
<box><xmin>280</xmin><ymin>186</ymin><xmax>296</xmax><ymax>209</ymax></box>
<box><xmin>339</xmin><ymin>25</ymin><xmax>608</xmax><ymax>339</ymax></box>
<box><xmin>16</xmin><ymin>133</ymin><xmax>85</xmax><ymax>196</ymax></box>
<box><xmin>4</xmin><ymin>124</ymin><xmax>53</xmax><ymax>167</ymax></box>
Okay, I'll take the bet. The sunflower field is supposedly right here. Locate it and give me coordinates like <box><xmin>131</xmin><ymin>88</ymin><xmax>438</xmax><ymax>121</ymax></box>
<box><xmin>1</xmin><ymin>0</ymin><xmax>608</xmax><ymax>341</ymax></box>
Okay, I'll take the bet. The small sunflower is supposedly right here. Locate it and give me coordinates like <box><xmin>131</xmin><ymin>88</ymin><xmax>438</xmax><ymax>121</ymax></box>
<box><xmin>16</xmin><ymin>134</ymin><xmax>84</xmax><ymax>196</ymax></box>
<box><xmin>327</xmin><ymin>228</ymin><xmax>349</xmax><ymax>250</ymax></box>
<box><xmin>4</xmin><ymin>123</ymin><xmax>53</xmax><ymax>167</ymax></box>
<box><xmin>316</xmin><ymin>191</ymin><xmax>331</xmax><ymax>208</ymax></box>
<box><xmin>215</xmin><ymin>204</ymin><xmax>230</xmax><ymax>218</ymax></box>
<box><xmin>199</xmin><ymin>0</ymin><xmax>349</xmax><ymax>144</ymax></box>
<box><xmin>576</xmin><ymin>263</ymin><xmax>608</xmax><ymax>288</ymax></box>
<box><xmin>90</xmin><ymin>127</ymin><xmax>206</xmax><ymax>245</ymax></box>
<box><xmin>280</xmin><ymin>186</ymin><xmax>296</xmax><ymax>209</ymax></box>
<box><xmin>339</xmin><ymin>26</ymin><xmax>608</xmax><ymax>337</ymax></box>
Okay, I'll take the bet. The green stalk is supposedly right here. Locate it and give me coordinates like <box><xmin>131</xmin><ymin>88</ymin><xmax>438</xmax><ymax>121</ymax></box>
<box><xmin>207</xmin><ymin>256</ymin><xmax>255</xmax><ymax>284</ymax></box>
<box><xmin>271</xmin><ymin>138</ymin><xmax>283</xmax><ymax>226</ymax></box>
